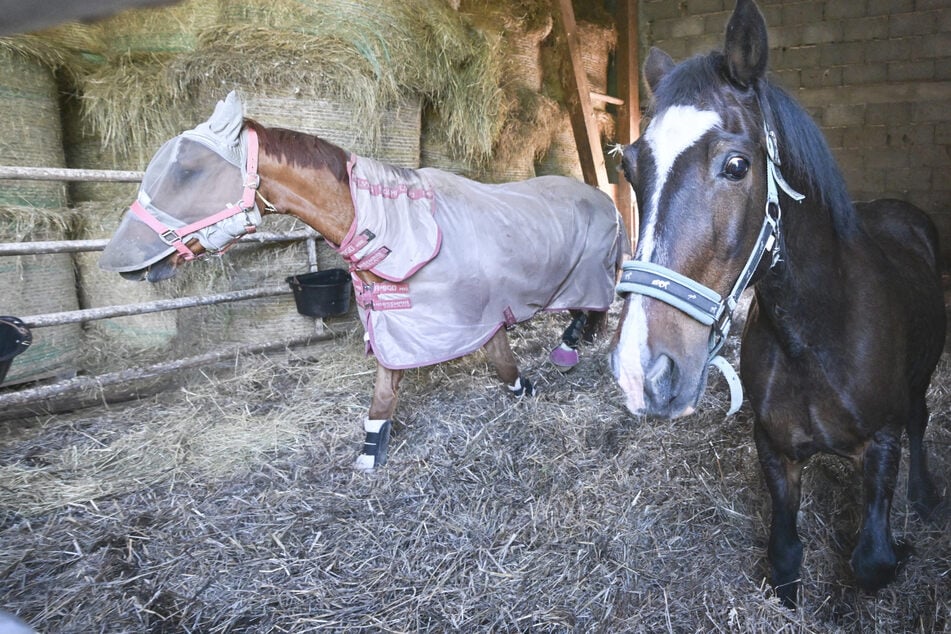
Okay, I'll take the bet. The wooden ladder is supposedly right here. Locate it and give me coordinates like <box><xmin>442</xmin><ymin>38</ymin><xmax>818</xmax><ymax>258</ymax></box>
<box><xmin>551</xmin><ymin>0</ymin><xmax>639</xmax><ymax>252</ymax></box>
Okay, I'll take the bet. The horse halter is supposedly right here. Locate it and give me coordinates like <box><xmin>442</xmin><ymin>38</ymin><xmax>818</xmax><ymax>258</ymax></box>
<box><xmin>616</xmin><ymin>92</ymin><xmax>805</xmax><ymax>414</ymax></box>
<box><xmin>129</xmin><ymin>127</ymin><xmax>265</xmax><ymax>261</ymax></box>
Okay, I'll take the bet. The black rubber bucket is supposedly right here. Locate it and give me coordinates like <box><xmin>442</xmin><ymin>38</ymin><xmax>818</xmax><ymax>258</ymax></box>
<box><xmin>0</xmin><ymin>316</ymin><xmax>32</xmax><ymax>386</ymax></box>
<box><xmin>286</xmin><ymin>268</ymin><xmax>352</xmax><ymax>318</ymax></box>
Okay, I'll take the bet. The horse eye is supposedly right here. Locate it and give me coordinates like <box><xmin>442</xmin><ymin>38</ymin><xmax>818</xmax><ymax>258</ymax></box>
<box><xmin>723</xmin><ymin>155</ymin><xmax>750</xmax><ymax>181</ymax></box>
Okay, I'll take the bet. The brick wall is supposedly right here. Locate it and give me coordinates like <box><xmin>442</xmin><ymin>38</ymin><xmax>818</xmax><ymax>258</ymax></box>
<box><xmin>639</xmin><ymin>0</ymin><xmax>951</xmax><ymax>262</ymax></box>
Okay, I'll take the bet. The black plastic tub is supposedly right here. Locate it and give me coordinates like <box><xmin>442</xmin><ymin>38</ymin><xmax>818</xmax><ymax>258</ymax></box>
<box><xmin>286</xmin><ymin>269</ymin><xmax>352</xmax><ymax>318</ymax></box>
<box><xmin>0</xmin><ymin>316</ymin><xmax>32</xmax><ymax>385</ymax></box>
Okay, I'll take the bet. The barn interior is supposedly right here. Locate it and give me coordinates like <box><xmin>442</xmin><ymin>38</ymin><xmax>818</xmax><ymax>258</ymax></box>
<box><xmin>0</xmin><ymin>1</ymin><xmax>948</xmax><ymax>631</ymax></box>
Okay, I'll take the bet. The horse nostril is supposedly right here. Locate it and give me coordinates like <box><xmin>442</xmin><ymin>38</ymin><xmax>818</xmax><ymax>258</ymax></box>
<box><xmin>644</xmin><ymin>354</ymin><xmax>676</xmax><ymax>404</ymax></box>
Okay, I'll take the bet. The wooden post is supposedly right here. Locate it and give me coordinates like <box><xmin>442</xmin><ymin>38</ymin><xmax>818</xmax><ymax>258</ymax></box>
<box><xmin>550</xmin><ymin>0</ymin><xmax>609</xmax><ymax>192</ymax></box>
<box><xmin>615</xmin><ymin>0</ymin><xmax>640</xmax><ymax>253</ymax></box>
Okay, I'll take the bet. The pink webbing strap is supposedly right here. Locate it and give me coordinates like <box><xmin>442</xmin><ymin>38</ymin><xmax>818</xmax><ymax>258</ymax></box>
<box><xmin>355</xmin><ymin>281</ymin><xmax>412</xmax><ymax>311</ymax></box>
<box><xmin>130</xmin><ymin>200</ymin><xmax>198</xmax><ymax>260</ymax></box>
<box><xmin>129</xmin><ymin>127</ymin><xmax>263</xmax><ymax>260</ymax></box>
<box><xmin>241</xmin><ymin>127</ymin><xmax>260</xmax><ymax>210</ymax></box>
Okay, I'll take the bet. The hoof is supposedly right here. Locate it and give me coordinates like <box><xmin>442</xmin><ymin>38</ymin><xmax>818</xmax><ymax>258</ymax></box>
<box><xmin>851</xmin><ymin>540</ymin><xmax>908</xmax><ymax>593</ymax></box>
<box><xmin>354</xmin><ymin>419</ymin><xmax>392</xmax><ymax>471</ymax></box>
<box><xmin>549</xmin><ymin>343</ymin><xmax>579</xmax><ymax>370</ymax></box>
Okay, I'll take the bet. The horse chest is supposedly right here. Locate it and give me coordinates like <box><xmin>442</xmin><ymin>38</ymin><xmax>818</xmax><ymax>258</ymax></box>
<box><xmin>743</xmin><ymin>315</ymin><xmax>901</xmax><ymax>459</ymax></box>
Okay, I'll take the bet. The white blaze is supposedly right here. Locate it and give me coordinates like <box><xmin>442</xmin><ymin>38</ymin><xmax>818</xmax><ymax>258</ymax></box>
<box><xmin>638</xmin><ymin>105</ymin><xmax>722</xmax><ymax>261</ymax></box>
<box><xmin>615</xmin><ymin>105</ymin><xmax>720</xmax><ymax>414</ymax></box>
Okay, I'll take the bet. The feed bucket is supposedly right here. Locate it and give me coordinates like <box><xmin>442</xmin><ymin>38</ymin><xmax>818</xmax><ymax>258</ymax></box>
<box><xmin>286</xmin><ymin>268</ymin><xmax>352</xmax><ymax>318</ymax></box>
<box><xmin>0</xmin><ymin>317</ymin><xmax>33</xmax><ymax>385</ymax></box>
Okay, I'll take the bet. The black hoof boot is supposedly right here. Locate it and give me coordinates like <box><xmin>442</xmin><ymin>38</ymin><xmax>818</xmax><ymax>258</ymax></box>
<box><xmin>509</xmin><ymin>375</ymin><xmax>535</xmax><ymax>397</ymax></box>
<box><xmin>354</xmin><ymin>419</ymin><xmax>392</xmax><ymax>470</ymax></box>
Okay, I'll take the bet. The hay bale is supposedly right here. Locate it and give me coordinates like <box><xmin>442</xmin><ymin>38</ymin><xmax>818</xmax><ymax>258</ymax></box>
<box><xmin>0</xmin><ymin>207</ymin><xmax>82</xmax><ymax>385</ymax></box>
<box><xmin>479</xmin><ymin>89</ymin><xmax>558</xmax><ymax>183</ymax></box>
<box><xmin>60</xmin><ymin>93</ymin><xmax>139</xmax><ymax>203</ymax></box>
<box><xmin>420</xmin><ymin>105</ymin><xmax>481</xmax><ymax>177</ymax></box>
<box><xmin>234</xmin><ymin>90</ymin><xmax>422</xmax><ymax>168</ymax></box>
<box><xmin>461</xmin><ymin>0</ymin><xmax>553</xmax><ymax>93</ymax></box>
<box><xmin>535</xmin><ymin>110</ymin><xmax>583</xmax><ymax>180</ymax></box>
<box><xmin>0</xmin><ymin>45</ymin><xmax>81</xmax><ymax>384</ymax></box>
<box><xmin>0</xmin><ymin>47</ymin><xmax>68</xmax><ymax>209</ymax></box>
<box><xmin>536</xmin><ymin>107</ymin><xmax>616</xmax><ymax>180</ymax></box>
<box><xmin>191</xmin><ymin>0</ymin><xmax>505</xmax><ymax>164</ymax></box>
<box><xmin>210</xmin><ymin>216</ymin><xmax>327</xmax><ymax>346</ymax></box>
<box><xmin>78</xmin><ymin>52</ymin><xmax>201</xmax><ymax>170</ymax></box>
<box><xmin>577</xmin><ymin>20</ymin><xmax>617</xmax><ymax>97</ymax></box>
<box><xmin>94</xmin><ymin>0</ymin><xmax>219</xmax><ymax>54</ymax></box>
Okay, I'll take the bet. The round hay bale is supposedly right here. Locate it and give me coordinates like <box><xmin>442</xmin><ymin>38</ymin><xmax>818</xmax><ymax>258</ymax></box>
<box><xmin>462</xmin><ymin>1</ymin><xmax>553</xmax><ymax>94</ymax></box>
<box><xmin>73</xmin><ymin>200</ymin><xmax>178</xmax><ymax>369</ymax></box>
<box><xmin>238</xmin><ymin>91</ymin><xmax>422</xmax><ymax>168</ymax></box>
<box><xmin>420</xmin><ymin>106</ymin><xmax>481</xmax><ymax>177</ymax></box>
<box><xmin>181</xmin><ymin>2</ymin><xmax>506</xmax><ymax>164</ymax></box>
<box><xmin>503</xmin><ymin>19</ymin><xmax>552</xmax><ymax>92</ymax></box>
<box><xmin>0</xmin><ymin>207</ymin><xmax>82</xmax><ymax>385</ymax></box>
<box><xmin>0</xmin><ymin>47</ymin><xmax>68</xmax><ymax>209</ymax></box>
<box><xmin>479</xmin><ymin>89</ymin><xmax>558</xmax><ymax>184</ymax></box>
<box><xmin>78</xmin><ymin>52</ymin><xmax>202</xmax><ymax>171</ymax></box>
<box><xmin>95</xmin><ymin>0</ymin><xmax>219</xmax><ymax>54</ymax></box>
<box><xmin>0</xmin><ymin>45</ymin><xmax>79</xmax><ymax>383</ymax></box>
<box><xmin>536</xmin><ymin>108</ymin><xmax>616</xmax><ymax>180</ymax></box>
<box><xmin>578</xmin><ymin>20</ymin><xmax>617</xmax><ymax>97</ymax></box>
<box><xmin>535</xmin><ymin>109</ymin><xmax>583</xmax><ymax>180</ymax></box>
<box><xmin>60</xmin><ymin>93</ymin><xmax>139</xmax><ymax>203</ymax></box>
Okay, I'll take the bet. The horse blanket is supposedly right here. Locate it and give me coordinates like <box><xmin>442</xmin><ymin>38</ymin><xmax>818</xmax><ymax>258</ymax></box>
<box><xmin>335</xmin><ymin>154</ymin><xmax>626</xmax><ymax>369</ymax></box>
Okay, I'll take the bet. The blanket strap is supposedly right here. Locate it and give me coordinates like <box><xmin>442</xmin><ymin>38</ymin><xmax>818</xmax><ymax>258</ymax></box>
<box><xmin>356</xmin><ymin>281</ymin><xmax>413</xmax><ymax>311</ymax></box>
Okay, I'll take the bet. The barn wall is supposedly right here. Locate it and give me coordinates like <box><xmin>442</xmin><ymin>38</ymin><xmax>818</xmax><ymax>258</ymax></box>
<box><xmin>639</xmin><ymin>0</ymin><xmax>951</xmax><ymax>262</ymax></box>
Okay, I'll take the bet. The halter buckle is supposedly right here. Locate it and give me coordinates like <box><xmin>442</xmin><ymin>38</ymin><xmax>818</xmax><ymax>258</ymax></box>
<box><xmin>160</xmin><ymin>228</ymin><xmax>182</xmax><ymax>246</ymax></box>
<box><xmin>765</xmin><ymin>128</ymin><xmax>781</xmax><ymax>165</ymax></box>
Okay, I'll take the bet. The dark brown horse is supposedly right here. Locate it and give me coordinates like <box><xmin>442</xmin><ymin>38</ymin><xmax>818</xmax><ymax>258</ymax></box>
<box><xmin>100</xmin><ymin>92</ymin><xmax>626</xmax><ymax>471</ymax></box>
<box><xmin>610</xmin><ymin>0</ymin><xmax>945</xmax><ymax>608</ymax></box>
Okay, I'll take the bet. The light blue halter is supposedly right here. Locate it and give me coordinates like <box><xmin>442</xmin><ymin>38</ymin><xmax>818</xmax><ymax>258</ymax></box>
<box><xmin>616</xmin><ymin>104</ymin><xmax>804</xmax><ymax>415</ymax></box>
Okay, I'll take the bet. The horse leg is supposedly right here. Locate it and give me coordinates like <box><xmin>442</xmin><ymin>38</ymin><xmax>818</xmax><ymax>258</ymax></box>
<box><xmin>354</xmin><ymin>363</ymin><xmax>404</xmax><ymax>470</ymax></box>
<box><xmin>580</xmin><ymin>310</ymin><xmax>607</xmax><ymax>343</ymax></box>
<box><xmin>906</xmin><ymin>389</ymin><xmax>942</xmax><ymax>520</ymax></box>
<box><xmin>755</xmin><ymin>421</ymin><xmax>804</xmax><ymax>609</ymax></box>
<box><xmin>850</xmin><ymin>429</ymin><xmax>906</xmax><ymax>592</ymax></box>
<box><xmin>550</xmin><ymin>310</ymin><xmax>587</xmax><ymax>369</ymax></box>
<box><xmin>484</xmin><ymin>327</ymin><xmax>534</xmax><ymax>396</ymax></box>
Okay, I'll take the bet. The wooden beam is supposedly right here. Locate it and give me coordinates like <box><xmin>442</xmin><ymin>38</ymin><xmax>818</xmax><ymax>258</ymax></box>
<box><xmin>615</xmin><ymin>0</ymin><xmax>640</xmax><ymax>253</ymax></box>
<box><xmin>590</xmin><ymin>92</ymin><xmax>624</xmax><ymax>106</ymax></box>
<box><xmin>550</xmin><ymin>0</ymin><xmax>609</xmax><ymax>192</ymax></box>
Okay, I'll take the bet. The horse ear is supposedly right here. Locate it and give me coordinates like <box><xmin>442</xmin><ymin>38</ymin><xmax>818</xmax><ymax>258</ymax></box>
<box><xmin>643</xmin><ymin>47</ymin><xmax>675</xmax><ymax>95</ymax></box>
<box><xmin>205</xmin><ymin>90</ymin><xmax>245</xmax><ymax>143</ymax></box>
<box><xmin>723</xmin><ymin>0</ymin><xmax>769</xmax><ymax>87</ymax></box>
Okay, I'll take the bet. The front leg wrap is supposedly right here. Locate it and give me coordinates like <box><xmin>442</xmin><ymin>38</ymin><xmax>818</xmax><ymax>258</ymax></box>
<box><xmin>509</xmin><ymin>375</ymin><xmax>535</xmax><ymax>397</ymax></box>
<box><xmin>354</xmin><ymin>418</ymin><xmax>393</xmax><ymax>470</ymax></box>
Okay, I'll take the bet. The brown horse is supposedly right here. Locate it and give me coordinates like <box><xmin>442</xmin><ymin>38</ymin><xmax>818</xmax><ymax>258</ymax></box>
<box><xmin>610</xmin><ymin>0</ymin><xmax>945</xmax><ymax>608</ymax></box>
<box><xmin>100</xmin><ymin>92</ymin><xmax>627</xmax><ymax>470</ymax></box>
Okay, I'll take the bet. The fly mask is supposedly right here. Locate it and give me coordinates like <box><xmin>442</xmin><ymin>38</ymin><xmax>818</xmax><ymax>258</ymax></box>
<box><xmin>99</xmin><ymin>91</ymin><xmax>264</xmax><ymax>274</ymax></box>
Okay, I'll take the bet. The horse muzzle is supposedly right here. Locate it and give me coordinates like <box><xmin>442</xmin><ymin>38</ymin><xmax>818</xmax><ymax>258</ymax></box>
<box><xmin>610</xmin><ymin>342</ymin><xmax>703</xmax><ymax>419</ymax></box>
